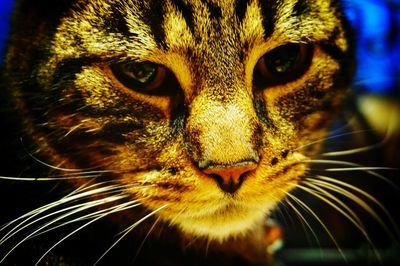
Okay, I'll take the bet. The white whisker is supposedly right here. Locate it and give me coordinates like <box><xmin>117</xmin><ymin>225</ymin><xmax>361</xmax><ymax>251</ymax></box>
<box><xmin>132</xmin><ymin>217</ymin><xmax>162</xmax><ymax>264</ymax></box>
<box><xmin>311</xmin><ymin>175</ymin><xmax>400</xmax><ymax>240</ymax></box>
<box><xmin>0</xmin><ymin>194</ymin><xmax>130</xmax><ymax>246</ymax></box>
<box><xmin>0</xmin><ymin>183</ymin><xmax>123</xmax><ymax>235</ymax></box>
<box><xmin>93</xmin><ymin>204</ymin><xmax>168</xmax><ymax>266</ymax></box>
<box><xmin>294</xmin><ymin>130</ymin><xmax>371</xmax><ymax>152</ymax></box>
<box><xmin>0</xmin><ymin>182</ymin><xmax>146</xmax><ymax>255</ymax></box>
<box><xmin>284</xmin><ymin>197</ymin><xmax>322</xmax><ymax>249</ymax></box>
<box><xmin>321</xmin><ymin>130</ymin><xmax>392</xmax><ymax>157</ymax></box>
<box><xmin>21</xmin><ymin>138</ymin><xmax>99</xmax><ymax>173</ymax></box>
<box><xmin>299</xmin><ymin>182</ymin><xmax>365</xmax><ymax>231</ymax></box>
<box><xmin>305</xmin><ymin>159</ymin><xmax>398</xmax><ymax>188</ymax></box>
<box><xmin>321</xmin><ymin>142</ymin><xmax>385</xmax><ymax>157</ymax></box>
<box><xmin>297</xmin><ymin>182</ymin><xmax>382</xmax><ymax>262</ymax></box>
<box><xmin>323</xmin><ymin>97</ymin><xmax>398</xmax><ymax>157</ymax></box>
<box><xmin>34</xmin><ymin>200</ymin><xmax>142</xmax><ymax>266</ymax></box>
<box><xmin>0</xmin><ymin>174</ymin><xmax>100</xmax><ymax>181</ymax></box>
<box><xmin>324</xmin><ymin>167</ymin><xmax>397</xmax><ymax>172</ymax></box>
<box><xmin>283</xmin><ymin>190</ymin><xmax>347</xmax><ymax>262</ymax></box>
<box><xmin>0</xmin><ymin>194</ymin><xmax>128</xmax><ymax>264</ymax></box>
<box><xmin>33</xmin><ymin>200</ymin><xmax>141</xmax><ymax>239</ymax></box>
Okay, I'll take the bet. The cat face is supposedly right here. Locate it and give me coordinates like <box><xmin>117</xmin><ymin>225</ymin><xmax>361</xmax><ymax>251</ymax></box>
<box><xmin>5</xmin><ymin>0</ymin><xmax>354</xmax><ymax>240</ymax></box>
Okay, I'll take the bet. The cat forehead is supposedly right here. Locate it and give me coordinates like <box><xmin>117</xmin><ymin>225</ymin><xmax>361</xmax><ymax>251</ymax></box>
<box><xmin>76</xmin><ymin>0</ymin><xmax>341</xmax><ymax>30</ymax></box>
<box><xmin>62</xmin><ymin>0</ymin><xmax>345</xmax><ymax>51</ymax></box>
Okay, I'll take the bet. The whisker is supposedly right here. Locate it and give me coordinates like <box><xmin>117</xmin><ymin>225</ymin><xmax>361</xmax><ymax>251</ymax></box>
<box><xmin>132</xmin><ymin>216</ymin><xmax>162</xmax><ymax>265</ymax></box>
<box><xmin>0</xmin><ymin>182</ymin><xmax>142</xmax><ymax>250</ymax></box>
<box><xmin>0</xmin><ymin>193</ymin><xmax>124</xmax><ymax>263</ymax></box>
<box><xmin>283</xmin><ymin>190</ymin><xmax>347</xmax><ymax>262</ymax></box>
<box><xmin>283</xmin><ymin>197</ymin><xmax>322</xmax><ymax>249</ymax></box>
<box><xmin>0</xmin><ymin>166</ymin><xmax>164</xmax><ymax>182</ymax></box>
<box><xmin>327</xmin><ymin>116</ymin><xmax>358</xmax><ymax>136</ymax></box>
<box><xmin>294</xmin><ymin>130</ymin><xmax>371</xmax><ymax>152</ymax></box>
<box><xmin>25</xmin><ymin>196</ymin><xmax>140</xmax><ymax>238</ymax></box>
<box><xmin>296</xmin><ymin>182</ymin><xmax>382</xmax><ymax>262</ymax></box>
<box><xmin>274</xmin><ymin>202</ymin><xmax>299</xmax><ymax>229</ymax></box>
<box><xmin>305</xmin><ymin>159</ymin><xmax>398</xmax><ymax>189</ymax></box>
<box><xmin>325</xmin><ymin>98</ymin><xmax>398</xmax><ymax>157</ymax></box>
<box><xmin>1</xmin><ymin>195</ymin><xmax>123</xmax><ymax>246</ymax></box>
<box><xmin>311</xmin><ymin>175</ymin><xmax>400</xmax><ymax>240</ymax></box>
<box><xmin>300</xmin><ymin>182</ymin><xmax>365</xmax><ymax>231</ymax></box>
<box><xmin>0</xmin><ymin>183</ymin><xmax>123</xmax><ymax>236</ymax></box>
<box><xmin>323</xmin><ymin>167</ymin><xmax>397</xmax><ymax>172</ymax></box>
<box><xmin>32</xmin><ymin>200</ymin><xmax>142</xmax><ymax>239</ymax></box>
<box><xmin>321</xmin><ymin>142</ymin><xmax>386</xmax><ymax>157</ymax></box>
<box><xmin>93</xmin><ymin>204</ymin><xmax>168</xmax><ymax>266</ymax></box>
<box><xmin>34</xmin><ymin>200</ymin><xmax>143</xmax><ymax>266</ymax></box>
<box><xmin>21</xmin><ymin>138</ymin><xmax>99</xmax><ymax>173</ymax></box>
<box><xmin>321</xmin><ymin>128</ymin><xmax>393</xmax><ymax>158</ymax></box>
<box><xmin>0</xmin><ymin>174</ymin><xmax>100</xmax><ymax>181</ymax></box>
<box><xmin>0</xmin><ymin>193</ymin><xmax>129</xmax><ymax>264</ymax></box>
<box><xmin>0</xmin><ymin>167</ymin><xmax>148</xmax><ymax>182</ymax></box>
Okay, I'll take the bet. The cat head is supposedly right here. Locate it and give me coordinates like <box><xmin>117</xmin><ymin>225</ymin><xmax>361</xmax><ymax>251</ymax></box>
<box><xmin>5</xmin><ymin>0</ymin><xmax>354</xmax><ymax>240</ymax></box>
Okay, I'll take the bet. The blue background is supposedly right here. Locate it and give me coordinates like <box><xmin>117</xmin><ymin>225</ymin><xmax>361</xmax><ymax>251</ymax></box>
<box><xmin>0</xmin><ymin>0</ymin><xmax>399</xmax><ymax>95</ymax></box>
<box><xmin>0</xmin><ymin>0</ymin><xmax>14</xmax><ymax>60</ymax></box>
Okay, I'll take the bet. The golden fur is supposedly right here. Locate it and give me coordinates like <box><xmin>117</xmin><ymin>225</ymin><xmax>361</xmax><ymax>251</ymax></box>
<box><xmin>0</xmin><ymin>0</ymin><xmax>358</xmax><ymax>264</ymax></box>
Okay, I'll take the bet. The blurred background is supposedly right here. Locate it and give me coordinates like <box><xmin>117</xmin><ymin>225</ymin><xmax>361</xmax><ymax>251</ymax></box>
<box><xmin>0</xmin><ymin>0</ymin><xmax>399</xmax><ymax>265</ymax></box>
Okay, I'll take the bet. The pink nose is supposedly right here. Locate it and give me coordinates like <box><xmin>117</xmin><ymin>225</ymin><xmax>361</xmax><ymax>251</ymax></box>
<box><xmin>202</xmin><ymin>161</ymin><xmax>258</xmax><ymax>194</ymax></box>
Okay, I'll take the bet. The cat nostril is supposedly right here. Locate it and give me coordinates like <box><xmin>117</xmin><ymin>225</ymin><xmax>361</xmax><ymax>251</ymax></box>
<box><xmin>201</xmin><ymin>162</ymin><xmax>257</xmax><ymax>194</ymax></box>
<box><xmin>208</xmin><ymin>173</ymin><xmax>245</xmax><ymax>194</ymax></box>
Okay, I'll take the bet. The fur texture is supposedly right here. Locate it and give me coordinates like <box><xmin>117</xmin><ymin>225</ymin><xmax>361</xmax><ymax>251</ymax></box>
<box><xmin>0</xmin><ymin>0</ymin><xmax>358</xmax><ymax>265</ymax></box>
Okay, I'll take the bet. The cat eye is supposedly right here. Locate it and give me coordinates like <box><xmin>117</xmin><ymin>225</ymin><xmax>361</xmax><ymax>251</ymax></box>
<box><xmin>111</xmin><ymin>61</ymin><xmax>167</xmax><ymax>94</ymax></box>
<box><xmin>255</xmin><ymin>43</ymin><xmax>313</xmax><ymax>86</ymax></box>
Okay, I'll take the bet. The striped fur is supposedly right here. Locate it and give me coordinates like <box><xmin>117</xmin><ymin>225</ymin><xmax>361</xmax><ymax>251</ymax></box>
<box><xmin>2</xmin><ymin>0</ymin><xmax>354</xmax><ymax>264</ymax></box>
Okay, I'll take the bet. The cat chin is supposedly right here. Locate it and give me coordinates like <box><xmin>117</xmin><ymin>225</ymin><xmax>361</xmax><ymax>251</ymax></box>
<box><xmin>169</xmin><ymin>204</ymin><xmax>273</xmax><ymax>241</ymax></box>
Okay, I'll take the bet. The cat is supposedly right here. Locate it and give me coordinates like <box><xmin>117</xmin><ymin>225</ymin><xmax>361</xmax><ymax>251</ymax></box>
<box><xmin>0</xmin><ymin>0</ymin><xmax>398</xmax><ymax>265</ymax></box>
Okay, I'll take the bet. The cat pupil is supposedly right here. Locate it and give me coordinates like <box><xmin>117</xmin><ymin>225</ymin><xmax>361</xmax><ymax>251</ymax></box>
<box><xmin>266</xmin><ymin>44</ymin><xmax>301</xmax><ymax>75</ymax></box>
<box><xmin>111</xmin><ymin>61</ymin><xmax>167</xmax><ymax>93</ymax></box>
<box><xmin>123</xmin><ymin>62</ymin><xmax>157</xmax><ymax>84</ymax></box>
<box><xmin>254</xmin><ymin>43</ymin><xmax>312</xmax><ymax>87</ymax></box>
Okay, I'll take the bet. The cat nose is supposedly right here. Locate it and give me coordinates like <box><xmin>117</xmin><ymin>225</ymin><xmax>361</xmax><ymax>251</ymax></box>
<box><xmin>200</xmin><ymin>161</ymin><xmax>258</xmax><ymax>194</ymax></box>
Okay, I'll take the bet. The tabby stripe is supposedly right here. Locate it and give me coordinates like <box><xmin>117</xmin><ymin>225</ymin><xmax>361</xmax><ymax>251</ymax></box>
<box><xmin>235</xmin><ymin>0</ymin><xmax>249</xmax><ymax>22</ymax></box>
<box><xmin>276</xmin><ymin>81</ymin><xmax>342</xmax><ymax>122</ymax></box>
<box><xmin>204</xmin><ymin>0</ymin><xmax>222</xmax><ymax>21</ymax></box>
<box><xmin>53</xmin><ymin>57</ymin><xmax>97</xmax><ymax>85</ymax></box>
<box><xmin>258</xmin><ymin>0</ymin><xmax>278</xmax><ymax>38</ymax></box>
<box><xmin>170</xmin><ymin>102</ymin><xmax>189</xmax><ymax>136</ymax></box>
<box><xmin>321</xmin><ymin>44</ymin><xmax>346</xmax><ymax>61</ymax></box>
<box><xmin>170</xmin><ymin>0</ymin><xmax>196</xmax><ymax>35</ymax></box>
<box><xmin>254</xmin><ymin>93</ymin><xmax>275</xmax><ymax>129</ymax></box>
<box><xmin>79</xmin><ymin>102</ymin><xmax>164</xmax><ymax>122</ymax></box>
<box><xmin>50</xmin><ymin>57</ymin><xmax>98</xmax><ymax>112</ymax></box>
<box><xmin>102</xmin><ymin>121</ymin><xmax>144</xmax><ymax>135</ymax></box>
<box><xmin>95</xmin><ymin>125</ymin><xmax>137</xmax><ymax>144</ymax></box>
<box><xmin>107</xmin><ymin>5</ymin><xmax>131</xmax><ymax>36</ymax></box>
<box><xmin>54</xmin><ymin>122</ymin><xmax>141</xmax><ymax>146</ymax></box>
<box><xmin>292</xmin><ymin>0</ymin><xmax>309</xmax><ymax>17</ymax></box>
<box><xmin>143</xmin><ymin>1</ymin><xmax>166</xmax><ymax>48</ymax></box>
